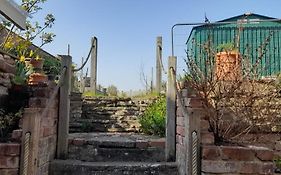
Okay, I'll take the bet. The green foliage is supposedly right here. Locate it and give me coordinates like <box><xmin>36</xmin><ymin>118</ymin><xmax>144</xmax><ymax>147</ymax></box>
<box><xmin>0</xmin><ymin>109</ymin><xmax>23</xmax><ymax>139</ymax></box>
<box><xmin>217</xmin><ymin>42</ymin><xmax>237</xmax><ymax>52</ymax></box>
<box><xmin>274</xmin><ymin>157</ymin><xmax>281</xmax><ymax>169</ymax></box>
<box><xmin>81</xmin><ymin>121</ymin><xmax>94</xmax><ymax>132</ymax></box>
<box><xmin>139</xmin><ymin>96</ymin><xmax>166</xmax><ymax>137</ymax></box>
<box><xmin>12</xmin><ymin>59</ymin><xmax>32</xmax><ymax>85</ymax></box>
<box><xmin>43</xmin><ymin>56</ymin><xmax>61</xmax><ymax>75</ymax></box>
<box><xmin>82</xmin><ymin>91</ymin><xmax>105</xmax><ymax>98</ymax></box>
<box><xmin>1</xmin><ymin>0</ymin><xmax>56</xmax><ymax>57</ymax></box>
<box><xmin>107</xmin><ymin>85</ymin><xmax>118</xmax><ymax>96</ymax></box>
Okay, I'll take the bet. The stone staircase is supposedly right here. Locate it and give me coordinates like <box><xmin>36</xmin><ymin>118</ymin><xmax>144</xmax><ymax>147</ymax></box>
<box><xmin>51</xmin><ymin>94</ymin><xmax>178</xmax><ymax>175</ymax></box>
<box><xmin>69</xmin><ymin>94</ymin><xmax>152</xmax><ymax>133</ymax></box>
<box><xmin>50</xmin><ymin>133</ymin><xmax>179</xmax><ymax>175</ymax></box>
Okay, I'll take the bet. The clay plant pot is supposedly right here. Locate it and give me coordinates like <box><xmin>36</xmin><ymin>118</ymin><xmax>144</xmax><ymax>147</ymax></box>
<box><xmin>28</xmin><ymin>73</ymin><xmax>48</xmax><ymax>86</ymax></box>
<box><xmin>215</xmin><ymin>51</ymin><xmax>242</xmax><ymax>81</ymax></box>
<box><xmin>30</xmin><ymin>59</ymin><xmax>44</xmax><ymax>70</ymax></box>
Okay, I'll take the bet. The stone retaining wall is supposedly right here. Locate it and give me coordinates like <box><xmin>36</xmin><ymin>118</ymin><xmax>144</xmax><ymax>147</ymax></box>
<box><xmin>0</xmin><ymin>52</ymin><xmax>15</xmax><ymax>107</ymax></box>
<box><xmin>70</xmin><ymin>96</ymin><xmax>155</xmax><ymax>133</ymax></box>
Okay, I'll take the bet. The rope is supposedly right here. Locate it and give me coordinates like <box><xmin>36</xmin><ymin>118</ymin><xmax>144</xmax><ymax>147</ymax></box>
<box><xmin>73</xmin><ymin>44</ymin><xmax>94</xmax><ymax>72</ymax></box>
<box><xmin>22</xmin><ymin>132</ymin><xmax>31</xmax><ymax>175</ymax></box>
<box><xmin>191</xmin><ymin>131</ymin><xmax>198</xmax><ymax>175</ymax></box>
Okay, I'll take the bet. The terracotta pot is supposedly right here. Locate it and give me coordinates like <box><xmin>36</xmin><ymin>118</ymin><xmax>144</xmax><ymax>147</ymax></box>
<box><xmin>30</xmin><ymin>59</ymin><xmax>44</xmax><ymax>70</ymax></box>
<box><xmin>215</xmin><ymin>51</ymin><xmax>242</xmax><ymax>81</ymax></box>
<box><xmin>28</xmin><ymin>73</ymin><xmax>47</xmax><ymax>86</ymax></box>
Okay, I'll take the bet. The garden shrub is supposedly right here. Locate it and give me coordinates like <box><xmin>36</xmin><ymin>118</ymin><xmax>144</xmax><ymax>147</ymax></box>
<box><xmin>139</xmin><ymin>95</ymin><xmax>166</xmax><ymax>137</ymax></box>
<box><xmin>0</xmin><ymin>108</ymin><xmax>23</xmax><ymax>140</ymax></box>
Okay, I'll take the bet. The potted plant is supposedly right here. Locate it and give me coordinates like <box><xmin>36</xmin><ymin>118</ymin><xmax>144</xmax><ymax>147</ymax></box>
<box><xmin>215</xmin><ymin>43</ymin><xmax>242</xmax><ymax>81</ymax></box>
<box><xmin>43</xmin><ymin>56</ymin><xmax>61</xmax><ymax>81</ymax></box>
<box><xmin>27</xmin><ymin>52</ymin><xmax>48</xmax><ymax>86</ymax></box>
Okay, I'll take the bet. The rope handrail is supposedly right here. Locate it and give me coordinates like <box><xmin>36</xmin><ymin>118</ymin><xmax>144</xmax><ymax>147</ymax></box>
<box><xmin>41</xmin><ymin>66</ymin><xmax>67</xmax><ymax>118</ymax></box>
<box><xmin>73</xmin><ymin>44</ymin><xmax>94</xmax><ymax>72</ymax></box>
<box><xmin>22</xmin><ymin>132</ymin><xmax>31</xmax><ymax>175</ymax></box>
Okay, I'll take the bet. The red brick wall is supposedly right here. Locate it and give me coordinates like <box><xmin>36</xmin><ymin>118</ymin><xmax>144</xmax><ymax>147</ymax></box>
<box><xmin>0</xmin><ymin>143</ymin><xmax>20</xmax><ymax>175</ymax></box>
<box><xmin>30</xmin><ymin>85</ymin><xmax>58</xmax><ymax>175</ymax></box>
<box><xmin>202</xmin><ymin>145</ymin><xmax>274</xmax><ymax>174</ymax></box>
<box><xmin>176</xmin><ymin>87</ymin><xmax>275</xmax><ymax>175</ymax></box>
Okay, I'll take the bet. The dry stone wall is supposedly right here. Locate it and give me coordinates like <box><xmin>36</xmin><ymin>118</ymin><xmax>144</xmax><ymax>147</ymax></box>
<box><xmin>70</xmin><ymin>95</ymin><xmax>154</xmax><ymax>133</ymax></box>
<box><xmin>0</xmin><ymin>52</ymin><xmax>15</xmax><ymax>107</ymax></box>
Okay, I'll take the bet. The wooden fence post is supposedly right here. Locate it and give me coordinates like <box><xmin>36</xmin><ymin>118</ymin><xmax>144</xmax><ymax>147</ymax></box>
<box><xmin>166</xmin><ymin>56</ymin><xmax>177</xmax><ymax>161</ymax></box>
<box><xmin>156</xmin><ymin>36</ymin><xmax>162</xmax><ymax>94</ymax></box>
<box><xmin>20</xmin><ymin>108</ymin><xmax>41</xmax><ymax>175</ymax></box>
<box><xmin>57</xmin><ymin>55</ymin><xmax>72</xmax><ymax>159</ymax></box>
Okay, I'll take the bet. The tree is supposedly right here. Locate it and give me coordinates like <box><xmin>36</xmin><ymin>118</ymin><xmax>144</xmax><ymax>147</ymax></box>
<box><xmin>1</xmin><ymin>0</ymin><xmax>56</xmax><ymax>57</ymax></box>
<box><xmin>107</xmin><ymin>85</ymin><xmax>118</xmax><ymax>96</ymax></box>
<box><xmin>185</xmin><ymin>29</ymin><xmax>281</xmax><ymax>144</ymax></box>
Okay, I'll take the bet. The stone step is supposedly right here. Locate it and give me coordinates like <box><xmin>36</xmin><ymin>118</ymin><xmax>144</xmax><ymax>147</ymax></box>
<box><xmin>68</xmin><ymin>133</ymin><xmax>165</xmax><ymax>161</ymax></box>
<box><xmin>50</xmin><ymin>160</ymin><xmax>179</xmax><ymax>175</ymax></box>
<box><xmin>68</xmin><ymin>146</ymin><xmax>165</xmax><ymax>162</ymax></box>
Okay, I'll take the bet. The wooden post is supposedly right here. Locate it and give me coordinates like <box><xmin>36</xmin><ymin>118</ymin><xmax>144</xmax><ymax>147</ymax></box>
<box><xmin>156</xmin><ymin>36</ymin><xmax>162</xmax><ymax>94</ymax></box>
<box><xmin>20</xmin><ymin>108</ymin><xmax>41</xmax><ymax>175</ymax></box>
<box><xmin>80</xmin><ymin>57</ymin><xmax>85</xmax><ymax>93</ymax></box>
<box><xmin>166</xmin><ymin>56</ymin><xmax>177</xmax><ymax>161</ymax></box>
<box><xmin>57</xmin><ymin>55</ymin><xmax>72</xmax><ymax>159</ymax></box>
<box><xmin>90</xmin><ymin>37</ymin><xmax>98</xmax><ymax>95</ymax></box>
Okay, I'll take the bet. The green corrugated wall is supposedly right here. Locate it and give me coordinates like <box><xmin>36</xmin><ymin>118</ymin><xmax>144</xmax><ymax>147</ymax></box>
<box><xmin>186</xmin><ymin>14</ymin><xmax>281</xmax><ymax>76</ymax></box>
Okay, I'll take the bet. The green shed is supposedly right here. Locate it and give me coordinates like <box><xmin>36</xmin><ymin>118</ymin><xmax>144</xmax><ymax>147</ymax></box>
<box><xmin>186</xmin><ymin>13</ymin><xmax>281</xmax><ymax>76</ymax></box>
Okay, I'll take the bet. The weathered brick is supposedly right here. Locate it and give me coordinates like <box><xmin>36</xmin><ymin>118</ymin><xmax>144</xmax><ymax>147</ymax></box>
<box><xmin>0</xmin><ymin>156</ymin><xmax>19</xmax><ymax>169</ymax></box>
<box><xmin>149</xmin><ymin>138</ymin><xmax>165</xmax><ymax>148</ymax></box>
<box><xmin>176</xmin><ymin>116</ymin><xmax>184</xmax><ymax>126</ymax></box>
<box><xmin>136</xmin><ymin>140</ymin><xmax>149</xmax><ymax>149</ymax></box>
<box><xmin>202</xmin><ymin>145</ymin><xmax>220</xmax><ymax>160</ymax></box>
<box><xmin>73</xmin><ymin>138</ymin><xmax>86</xmax><ymax>146</ymax></box>
<box><xmin>221</xmin><ymin>146</ymin><xmax>256</xmax><ymax>161</ymax></box>
<box><xmin>0</xmin><ymin>56</ymin><xmax>16</xmax><ymax>74</ymax></box>
<box><xmin>43</xmin><ymin>127</ymin><xmax>56</xmax><ymax>137</ymax></box>
<box><xmin>0</xmin><ymin>143</ymin><xmax>20</xmax><ymax>156</ymax></box>
<box><xmin>201</xmin><ymin>132</ymin><xmax>214</xmax><ymax>145</ymax></box>
<box><xmin>176</xmin><ymin>126</ymin><xmax>185</xmax><ymax>136</ymax></box>
<box><xmin>202</xmin><ymin>160</ymin><xmax>239</xmax><ymax>173</ymax></box>
<box><xmin>259</xmin><ymin>162</ymin><xmax>274</xmax><ymax>174</ymax></box>
<box><xmin>176</xmin><ymin>135</ymin><xmax>184</xmax><ymax>145</ymax></box>
<box><xmin>176</xmin><ymin>107</ymin><xmax>183</xmax><ymax>118</ymax></box>
<box><xmin>255</xmin><ymin>149</ymin><xmax>274</xmax><ymax>161</ymax></box>
<box><xmin>239</xmin><ymin>161</ymin><xmax>259</xmax><ymax>174</ymax></box>
<box><xmin>201</xmin><ymin>119</ymin><xmax>210</xmax><ymax>132</ymax></box>
<box><xmin>3</xmin><ymin>54</ymin><xmax>15</xmax><ymax>65</ymax></box>
<box><xmin>0</xmin><ymin>169</ymin><xmax>19</xmax><ymax>175</ymax></box>
<box><xmin>184</xmin><ymin>97</ymin><xmax>203</xmax><ymax>108</ymax></box>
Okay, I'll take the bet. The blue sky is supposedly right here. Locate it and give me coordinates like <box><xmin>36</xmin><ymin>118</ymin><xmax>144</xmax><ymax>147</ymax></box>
<box><xmin>29</xmin><ymin>0</ymin><xmax>281</xmax><ymax>91</ymax></box>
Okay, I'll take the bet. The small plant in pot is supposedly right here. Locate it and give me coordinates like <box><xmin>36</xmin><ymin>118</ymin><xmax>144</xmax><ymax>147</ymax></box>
<box><xmin>27</xmin><ymin>52</ymin><xmax>48</xmax><ymax>86</ymax></box>
<box><xmin>9</xmin><ymin>56</ymin><xmax>32</xmax><ymax>110</ymax></box>
<box><xmin>43</xmin><ymin>56</ymin><xmax>61</xmax><ymax>81</ymax></box>
<box><xmin>216</xmin><ymin>42</ymin><xmax>241</xmax><ymax>81</ymax></box>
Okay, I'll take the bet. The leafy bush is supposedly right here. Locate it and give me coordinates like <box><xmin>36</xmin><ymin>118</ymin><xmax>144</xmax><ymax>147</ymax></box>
<box><xmin>0</xmin><ymin>109</ymin><xmax>23</xmax><ymax>139</ymax></box>
<box><xmin>139</xmin><ymin>96</ymin><xmax>166</xmax><ymax>137</ymax></box>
